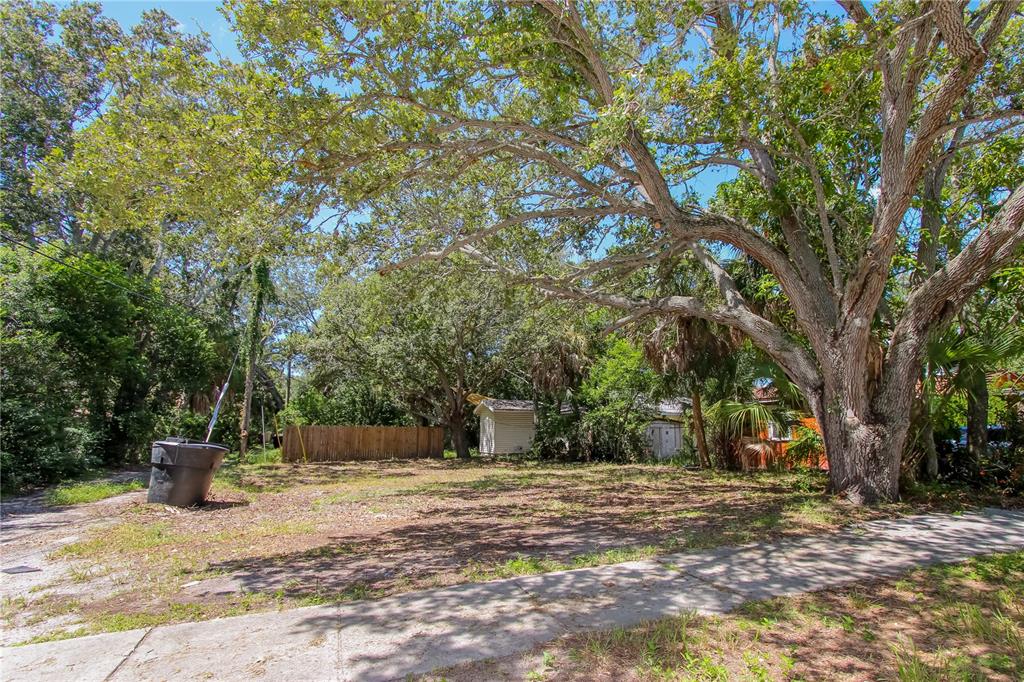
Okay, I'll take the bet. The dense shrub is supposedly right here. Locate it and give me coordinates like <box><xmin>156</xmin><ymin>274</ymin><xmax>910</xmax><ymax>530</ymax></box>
<box><xmin>279</xmin><ymin>383</ymin><xmax>410</xmax><ymax>427</ymax></box>
<box><xmin>532</xmin><ymin>338</ymin><xmax>653</xmax><ymax>462</ymax></box>
<box><xmin>1</xmin><ymin>330</ymin><xmax>98</xmax><ymax>490</ymax></box>
<box><xmin>785</xmin><ymin>425</ymin><xmax>825</xmax><ymax>468</ymax></box>
<box><xmin>1</xmin><ymin>247</ymin><xmax>222</xmax><ymax>491</ymax></box>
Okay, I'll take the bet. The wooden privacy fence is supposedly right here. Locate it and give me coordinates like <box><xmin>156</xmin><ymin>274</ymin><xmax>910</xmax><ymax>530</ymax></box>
<box><xmin>281</xmin><ymin>425</ymin><xmax>444</xmax><ymax>462</ymax></box>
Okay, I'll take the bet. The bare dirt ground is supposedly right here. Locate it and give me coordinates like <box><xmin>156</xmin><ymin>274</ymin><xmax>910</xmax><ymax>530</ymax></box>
<box><xmin>0</xmin><ymin>459</ymin><xmax>1014</xmax><ymax>646</ymax></box>
<box><xmin>424</xmin><ymin>550</ymin><xmax>1024</xmax><ymax>681</ymax></box>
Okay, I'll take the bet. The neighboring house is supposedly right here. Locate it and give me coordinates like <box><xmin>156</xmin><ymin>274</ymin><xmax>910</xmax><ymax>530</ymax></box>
<box><xmin>474</xmin><ymin>399</ymin><xmax>538</xmax><ymax>455</ymax></box>
<box><xmin>992</xmin><ymin>371</ymin><xmax>1024</xmax><ymax>406</ymax></box>
<box><xmin>744</xmin><ymin>386</ymin><xmax>827</xmax><ymax>471</ymax></box>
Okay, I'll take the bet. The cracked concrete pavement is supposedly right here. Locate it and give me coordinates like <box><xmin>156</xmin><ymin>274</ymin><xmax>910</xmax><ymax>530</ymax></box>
<box><xmin>2</xmin><ymin>508</ymin><xmax>1023</xmax><ymax>681</ymax></box>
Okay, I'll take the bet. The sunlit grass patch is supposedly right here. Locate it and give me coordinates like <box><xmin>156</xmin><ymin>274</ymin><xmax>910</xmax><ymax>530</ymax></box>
<box><xmin>536</xmin><ymin>499</ymin><xmax>588</xmax><ymax>516</ymax></box>
<box><xmin>46</xmin><ymin>479</ymin><xmax>144</xmax><ymax>506</ymax></box>
<box><xmin>783</xmin><ymin>496</ymin><xmax>841</xmax><ymax>526</ymax></box>
<box><xmin>244</xmin><ymin>447</ymin><xmax>282</xmax><ymax>466</ymax></box>
<box><xmin>463</xmin><ymin>546</ymin><xmax>661</xmax><ymax>582</ymax></box>
<box><xmin>14</xmin><ymin>598</ymin><xmax>267</xmax><ymax>646</ymax></box>
<box><xmin>251</xmin><ymin>519</ymin><xmax>318</xmax><ymax>536</ymax></box>
<box><xmin>571</xmin><ymin>546</ymin><xmax>660</xmax><ymax>568</ymax></box>
<box><xmin>52</xmin><ymin>521</ymin><xmax>180</xmax><ymax>560</ymax></box>
<box><xmin>463</xmin><ymin>554</ymin><xmax>567</xmax><ymax>581</ymax></box>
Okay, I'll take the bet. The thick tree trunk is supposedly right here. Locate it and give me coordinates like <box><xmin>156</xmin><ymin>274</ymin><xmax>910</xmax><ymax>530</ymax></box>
<box><xmin>691</xmin><ymin>389</ymin><xmax>711</xmax><ymax>468</ymax></box>
<box><xmin>450</xmin><ymin>414</ymin><xmax>471</xmax><ymax>460</ymax></box>
<box><xmin>966</xmin><ymin>370</ymin><xmax>988</xmax><ymax>476</ymax></box>
<box><xmin>814</xmin><ymin>405</ymin><xmax>904</xmax><ymax>504</ymax></box>
<box><xmin>816</xmin><ymin>412</ymin><xmax>903</xmax><ymax>504</ymax></box>
<box><xmin>807</xmin><ymin>342</ymin><xmax>910</xmax><ymax>505</ymax></box>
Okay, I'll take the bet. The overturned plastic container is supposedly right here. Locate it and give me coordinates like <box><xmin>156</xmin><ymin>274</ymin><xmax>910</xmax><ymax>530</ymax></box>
<box><xmin>147</xmin><ymin>438</ymin><xmax>228</xmax><ymax>507</ymax></box>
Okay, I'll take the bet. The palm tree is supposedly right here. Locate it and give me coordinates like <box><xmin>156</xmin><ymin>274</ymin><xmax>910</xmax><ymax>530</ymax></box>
<box><xmin>643</xmin><ymin>316</ymin><xmax>739</xmax><ymax>468</ymax></box>
<box><xmin>920</xmin><ymin>325</ymin><xmax>1024</xmax><ymax>477</ymax></box>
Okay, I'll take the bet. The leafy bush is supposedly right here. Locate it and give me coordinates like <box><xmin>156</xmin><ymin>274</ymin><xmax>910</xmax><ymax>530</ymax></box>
<box><xmin>1</xmin><ymin>329</ymin><xmax>99</xmax><ymax>492</ymax></box>
<box><xmin>785</xmin><ymin>425</ymin><xmax>825</xmax><ymax>468</ymax></box>
<box><xmin>245</xmin><ymin>447</ymin><xmax>282</xmax><ymax>465</ymax></box>
<box><xmin>533</xmin><ymin>338</ymin><xmax>654</xmax><ymax>462</ymax></box>
<box><xmin>1</xmin><ymin>247</ymin><xmax>223</xmax><ymax>491</ymax></box>
<box><xmin>280</xmin><ymin>383</ymin><xmax>409</xmax><ymax>426</ymax></box>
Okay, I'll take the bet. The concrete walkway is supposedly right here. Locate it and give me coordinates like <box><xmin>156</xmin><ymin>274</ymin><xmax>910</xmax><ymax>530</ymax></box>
<box><xmin>3</xmin><ymin>508</ymin><xmax>1023</xmax><ymax>682</ymax></box>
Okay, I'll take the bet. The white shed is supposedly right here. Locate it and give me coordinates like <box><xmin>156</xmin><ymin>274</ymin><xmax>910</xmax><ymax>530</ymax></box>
<box><xmin>646</xmin><ymin>420</ymin><xmax>684</xmax><ymax>460</ymax></box>
<box><xmin>472</xmin><ymin>397</ymin><xmax>690</xmax><ymax>458</ymax></box>
<box><xmin>644</xmin><ymin>400</ymin><xmax>690</xmax><ymax>460</ymax></box>
<box><xmin>474</xmin><ymin>399</ymin><xmax>537</xmax><ymax>455</ymax></box>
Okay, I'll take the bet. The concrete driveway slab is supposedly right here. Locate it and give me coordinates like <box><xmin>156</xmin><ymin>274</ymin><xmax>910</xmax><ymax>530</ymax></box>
<box><xmin>107</xmin><ymin>606</ymin><xmax>339</xmax><ymax>682</ymax></box>
<box><xmin>0</xmin><ymin>628</ymin><xmax>147</xmax><ymax>682</ymax></box>
<box><xmin>3</xmin><ymin>509</ymin><xmax>1022</xmax><ymax>682</ymax></box>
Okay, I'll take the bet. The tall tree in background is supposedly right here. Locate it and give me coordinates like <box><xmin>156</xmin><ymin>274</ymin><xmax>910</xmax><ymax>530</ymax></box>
<box><xmin>313</xmin><ymin>260</ymin><xmax>542</xmax><ymax>459</ymax></box>
<box><xmin>1</xmin><ymin>0</ymin><xmax>119</xmax><ymax>240</ymax></box>
<box><xmin>239</xmin><ymin>258</ymin><xmax>273</xmax><ymax>457</ymax></box>
<box><xmin>232</xmin><ymin>0</ymin><xmax>1024</xmax><ymax>502</ymax></box>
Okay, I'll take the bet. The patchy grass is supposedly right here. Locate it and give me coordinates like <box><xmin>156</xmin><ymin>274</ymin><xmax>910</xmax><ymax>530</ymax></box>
<box><xmin>463</xmin><ymin>544</ymin><xmax>703</xmax><ymax>582</ymax></box>
<box><xmin>45</xmin><ymin>480</ymin><xmax>143</xmax><ymax>506</ymax></box>
<box><xmin>426</xmin><ymin>550</ymin><xmax>1024</xmax><ymax>681</ymax></box>
<box><xmin>244</xmin><ymin>447</ymin><xmax>282</xmax><ymax>466</ymax></box>
<box><xmin>52</xmin><ymin>521</ymin><xmax>180</xmax><ymax>560</ymax></box>
<box><xmin>9</xmin><ymin>459</ymin><xmax>1015</xmax><ymax>646</ymax></box>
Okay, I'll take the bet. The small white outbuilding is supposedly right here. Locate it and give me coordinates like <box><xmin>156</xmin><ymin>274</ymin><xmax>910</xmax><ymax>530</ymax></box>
<box><xmin>474</xmin><ymin>399</ymin><xmax>537</xmax><ymax>455</ymax></box>
<box><xmin>644</xmin><ymin>400</ymin><xmax>690</xmax><ymax>460</ymax></box>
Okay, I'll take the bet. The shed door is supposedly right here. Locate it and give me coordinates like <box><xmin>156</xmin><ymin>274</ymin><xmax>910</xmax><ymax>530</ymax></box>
<box><xmin>660</xmin><ymin>425</ymin><xmax>680</xmax><ymax>458</ymax></box>
<box><xmin>480</xmin><ymin>416</ymin><xmax>494</xmax><ymax>454</ymax></box>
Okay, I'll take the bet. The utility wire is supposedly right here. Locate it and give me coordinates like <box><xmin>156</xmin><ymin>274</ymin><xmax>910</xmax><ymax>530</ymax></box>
<box><xmin>1</xmin><ymin>231</ymin><xmax>165</xmax><ymax>305</ymax></box>
<box><xmin>30</xmin><ymin>232</ymin><xmax>192</xmax><ymax>286</ymax></box>
<box><xmin>1</xmin><ymin>231</ymin><xmax>205</xmax><ymax>313</ymax></box>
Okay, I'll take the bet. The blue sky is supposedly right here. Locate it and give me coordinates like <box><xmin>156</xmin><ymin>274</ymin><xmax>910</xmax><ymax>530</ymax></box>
<box><xmin>76</xmin><ymin>1</ymin><xmax>242</xmax><ymax>60</ymax></box>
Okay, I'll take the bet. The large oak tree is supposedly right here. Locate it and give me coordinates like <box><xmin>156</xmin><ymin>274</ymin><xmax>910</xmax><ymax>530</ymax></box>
<box><xmin>237</xmin><ymin>1</ymin><xmax>1020</xmax><ymax>501</ymax></box>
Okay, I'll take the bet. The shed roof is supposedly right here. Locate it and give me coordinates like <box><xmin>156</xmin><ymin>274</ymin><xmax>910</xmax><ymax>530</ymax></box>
<box><xmin>652</xmin><ymin>399</ymin><xmax>691</xmax><ymax>416</ymax></box>
<box><xmin>479</xmin><ymin>399</ymin><xmax>536</xmax><ymax>412</ymax></box>
<box><xmin>475</xmin><ymin>399</ymin><xmax>576</xmax><ymax>415</ymax></box>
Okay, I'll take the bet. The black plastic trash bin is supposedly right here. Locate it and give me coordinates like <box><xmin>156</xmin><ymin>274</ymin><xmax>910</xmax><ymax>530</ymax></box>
<box><xmin>147</xmin><ymin>439</ymin><xmax>228</xmax><ymax>507</ymax></box>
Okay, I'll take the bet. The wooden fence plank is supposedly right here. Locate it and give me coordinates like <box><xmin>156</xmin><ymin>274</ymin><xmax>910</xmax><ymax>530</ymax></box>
<box><xmin>281</xmin><ymin>425</ymin><xmax>446</xmax><ymax>463</ymax></box>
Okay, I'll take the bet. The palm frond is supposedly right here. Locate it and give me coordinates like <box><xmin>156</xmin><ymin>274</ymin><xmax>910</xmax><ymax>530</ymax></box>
<box><xmin>706</xmin><ymin>399</ymin><xmax>792</xmax><ymax>438</ymax></box>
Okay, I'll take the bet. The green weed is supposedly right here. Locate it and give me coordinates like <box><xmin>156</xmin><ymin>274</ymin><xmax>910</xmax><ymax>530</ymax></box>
<box><xmin>53</xmin><ymin>521</ymin><xmax>180</xmax><ymax>559</ymax></box>
<box><xmin>46</xmin><ymin>480</ymin><xmax>143</xmax><ymax>506</ymax></box>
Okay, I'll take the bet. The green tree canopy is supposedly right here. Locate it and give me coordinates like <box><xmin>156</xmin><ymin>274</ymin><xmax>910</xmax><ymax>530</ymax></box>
<box><xmin>226</xmin><ymin>0</ymin><xmax>1024</xmax><ymax>502</ymax></box>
